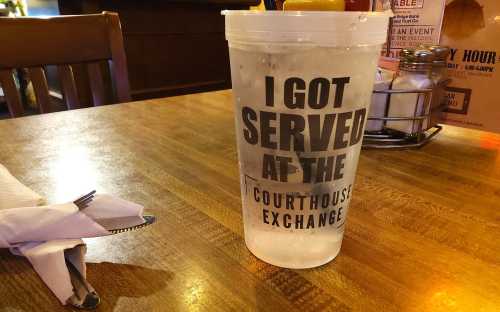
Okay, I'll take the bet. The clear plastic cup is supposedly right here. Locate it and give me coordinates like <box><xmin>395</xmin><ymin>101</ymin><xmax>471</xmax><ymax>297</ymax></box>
<box><xmin>223</xmin><ymin>10</ymin><xmax>391</xmax><ymax>268</ymax></box>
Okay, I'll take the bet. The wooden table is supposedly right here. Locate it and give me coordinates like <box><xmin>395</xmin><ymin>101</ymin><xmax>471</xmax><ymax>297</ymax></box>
<box><xmin>0</xmin><ymin>90</ymin><xmax>499</xmax><ymax>311</ymax></box>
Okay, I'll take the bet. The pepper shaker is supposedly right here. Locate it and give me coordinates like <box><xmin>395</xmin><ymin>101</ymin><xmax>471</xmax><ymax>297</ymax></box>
<box><xmin>425</xmin><ymin>45</ymin><xmax>450</xmax><ymax>129</ymax></box>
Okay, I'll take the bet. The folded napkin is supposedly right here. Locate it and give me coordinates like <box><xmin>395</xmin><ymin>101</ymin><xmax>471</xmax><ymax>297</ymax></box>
<box><xmin>11</xmin><ymin>239</ymin><xmax>89</xmax><ymax>304</ymax></box>
<box><xmin>0</xmin><ymin>164</ymin><xmax>144</xmax><ymax>305</ymax></box>
<box><xmin>0</xmin><ymin>194</ymin><xmax>144</xmax><ymax>247</ymax></box>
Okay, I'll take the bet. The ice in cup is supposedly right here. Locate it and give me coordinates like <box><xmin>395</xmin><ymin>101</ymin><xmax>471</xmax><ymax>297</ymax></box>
<box><xmin>223</xmin><ymin>10</ymin><xmax>392</xmax><ymax>268</ymax></box>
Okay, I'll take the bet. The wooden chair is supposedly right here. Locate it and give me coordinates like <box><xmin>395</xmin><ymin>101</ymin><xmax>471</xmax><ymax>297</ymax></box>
<box><xmin>0</xmin><ymin>12</ymin><xmax>131</xmax><ymax>118</ymax></box>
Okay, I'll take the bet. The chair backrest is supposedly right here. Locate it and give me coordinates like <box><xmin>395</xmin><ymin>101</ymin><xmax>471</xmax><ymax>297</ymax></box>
<box><xmin>0</xmin><ymin>12</ymin><xmax>131</xmax><ymax>118</ymax></box>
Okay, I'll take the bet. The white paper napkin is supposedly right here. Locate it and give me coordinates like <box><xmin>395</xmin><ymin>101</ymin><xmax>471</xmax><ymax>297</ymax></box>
<box><xmin>11</xmin><ymin>239</ymin><xmax>88</xmax><ymax>303</ymax></box>
<box><xmin>0</xmin><ymin>164</ymin><xmax>44</xmax><ymax>209</ymax></box>
<box><xmin>0</xmin><ymin>203</ymin><xmax>111</xmax><ymax>247</ymax></box>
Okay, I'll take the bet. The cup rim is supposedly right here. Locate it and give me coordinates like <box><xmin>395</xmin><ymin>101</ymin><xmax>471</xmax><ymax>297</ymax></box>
<box><xmin>222</xmin><ymin>10</ymin><xmax>393</xmax><ymax>19</ymax></box>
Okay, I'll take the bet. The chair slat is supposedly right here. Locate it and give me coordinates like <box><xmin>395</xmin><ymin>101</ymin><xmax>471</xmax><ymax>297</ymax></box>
<box><xmin>0</xmin><ymin>69</ymin><xmax>24</xmax><ymax>117</ymax></box>
<box><xmin>28</xmin><ymin>67</ymin><xmax>51</xmax><ymax>113</ymax></box>
<box><xmin>0</xmin><ymin>12</ymin><xmax>131</xmax><ymax>118</ymax></box>
<box><xmin>106</xmin><ymin>12</ymin><xmax>131</xmax><ymax>103</ymax></box>
<box><xmin>87</xmin><ymin>62</ymin><xmax>106</xmax><ymax>106</ymax></box>
<box><xmin>58</xmin><ymin>65</ymin><xmax>80</xmax><ymax>110</ymax></box>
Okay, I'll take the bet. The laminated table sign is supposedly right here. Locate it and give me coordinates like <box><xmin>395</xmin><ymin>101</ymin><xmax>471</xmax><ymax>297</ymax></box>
<box><xmin>375</xmin><ymin>0</ymin><xmax>447</xmax><ymax>56</ymax></box>
<box><xmin>440</xmin><ymin>0</ymin><xmax>500</xmax><ymax>133</ymax></box>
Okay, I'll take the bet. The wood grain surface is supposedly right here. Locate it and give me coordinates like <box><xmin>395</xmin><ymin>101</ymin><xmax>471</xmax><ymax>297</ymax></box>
<box><xmin>0</xmin><ymin>90</ymin><xmax>499</xmax><ymax>311</ymax></box>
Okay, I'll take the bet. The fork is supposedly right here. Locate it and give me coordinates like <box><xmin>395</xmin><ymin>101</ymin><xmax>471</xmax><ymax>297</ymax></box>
<box><xmin>73</xmin><ymin>190</ymin><xmax>97</xmax><ymax>210</ymax></box>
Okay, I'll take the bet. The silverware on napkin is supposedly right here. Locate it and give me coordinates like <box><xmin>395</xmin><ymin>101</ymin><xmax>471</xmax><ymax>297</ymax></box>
<box><xmin>67</xmin><ymin>191</ymin><xmax>156</xmax><ymax>310</ymax></box>
<box><xmin>73</xmin><ymin>190</ymin><xmax>157</xmax><ymax>234</ymax></box>
<box><xmin>66</xmin><ymin>259</ymin><xmax>100</xmax><ymax>309</ymax></box>
<box><xmin>94</xmin><ymin>215</ymin><xmax>157</xmax><ymax>234</ymax></box>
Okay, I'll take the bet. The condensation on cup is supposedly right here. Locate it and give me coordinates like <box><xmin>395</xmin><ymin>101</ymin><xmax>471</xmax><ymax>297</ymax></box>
<box><xmin>223</xmin><ymin>10</ymin><xmax>392</xmax><ymax>268</ymax></box>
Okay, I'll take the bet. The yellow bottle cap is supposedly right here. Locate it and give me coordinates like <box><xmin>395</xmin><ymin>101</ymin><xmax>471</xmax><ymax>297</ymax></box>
<box><xmin>283</xmin><ymin>0</ymin><xmax>345</xmax><ymax>11</ymax></box>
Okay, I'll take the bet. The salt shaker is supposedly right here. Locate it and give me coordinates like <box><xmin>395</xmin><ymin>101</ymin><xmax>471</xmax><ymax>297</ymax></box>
<box><xmin>366</xmin><ymin>67</ymin><xmax>395</xmax><ymax>132</ymax></box>
<box><xmin>387</xmin><ymin>49</ymin><xmax>435</xmax><ymax>134</ymax></box>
